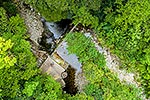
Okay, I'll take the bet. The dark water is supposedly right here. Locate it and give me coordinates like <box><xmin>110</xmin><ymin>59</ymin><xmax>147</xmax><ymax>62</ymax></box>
<box><xmin>39</xmin><ymin>19</ymin><xmax>71</xmax><ymax>54</ymax></box>
<box><xmin>38</xmin><ymin>30</ymin><xmax>56</xmax><ymax>54</ymax></box>
<box><xmin>63</xmin><ymin>66</ymin><xmax>78</xmax><ymax>95</ymax></box>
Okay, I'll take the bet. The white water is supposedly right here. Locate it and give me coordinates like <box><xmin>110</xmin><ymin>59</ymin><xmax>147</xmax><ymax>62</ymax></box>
<box><xmin>45</xmin><ymin>22</ymin><xmax>65</xmax><ymax>39</ymax></box>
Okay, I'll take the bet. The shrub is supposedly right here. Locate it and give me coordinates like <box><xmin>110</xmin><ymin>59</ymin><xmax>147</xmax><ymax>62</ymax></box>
<box><xmin>66</xmin><ymin>32</ymin><xmax>141</xmax><ymax>100</ymax></box>
<box><xmin>98</xmin><ymin>0</ymin><xmax>150</xmax><ymax>97</ymax></box>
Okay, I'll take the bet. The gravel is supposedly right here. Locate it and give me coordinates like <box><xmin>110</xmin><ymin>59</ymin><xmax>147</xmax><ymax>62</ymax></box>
<box><xmin>19</xmin><ymin>4</ymin><xmax>44</xmax><ymax>45</ymax></box>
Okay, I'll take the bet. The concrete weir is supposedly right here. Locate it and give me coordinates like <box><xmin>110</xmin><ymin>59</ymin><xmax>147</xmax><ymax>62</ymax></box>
<box><xmin>52</xmin><ymin>41</ymin><xmax>82</xmax><ymax>74</ymax></box>
<box><xmin>40</xmin><ymin>56</ymin><xmax>67</xmax><ymax>87</ymax></box>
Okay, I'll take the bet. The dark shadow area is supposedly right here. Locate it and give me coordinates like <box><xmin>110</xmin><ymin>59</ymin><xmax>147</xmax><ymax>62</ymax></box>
<box><xmin>63</xmin><ymin>66</ymin><xmax>78</xmax><ymax>95</ymax></box>
<box><xmin>0</xmin><ymin>0</ymin><xmax>18</xmax><ymax>17</ymax></box>
<box><xmin>38</xmin><ymin>30</ymin><xmax>56</xmax><ymax>54</ymax></box>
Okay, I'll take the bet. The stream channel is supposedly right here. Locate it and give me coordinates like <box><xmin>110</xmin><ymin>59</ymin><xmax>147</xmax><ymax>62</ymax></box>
<box><xmin>39</xmin><ymin>18</ymin><xmax>82</xmax><ymax>95</ymax></box>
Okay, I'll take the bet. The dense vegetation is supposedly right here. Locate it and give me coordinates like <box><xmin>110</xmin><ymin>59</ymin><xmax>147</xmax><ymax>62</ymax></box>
<box><xmin>0</xmin><ymin>3</ymin><xmax>63</xmax><ymax>99</ymax></box>
<box><xmin>65</xmin><ymin>32</ymin><xmax>141</xmax><ymax>100</ymax></box>
<box><xmin>98</xmin><ymin>1</ymin><xmax>150</xmax><ymax>97</ymax></box>
<box><xmin>0</xmin><ymin>0</ymin><xmax>150</xmax><ymax>99</ymax></box>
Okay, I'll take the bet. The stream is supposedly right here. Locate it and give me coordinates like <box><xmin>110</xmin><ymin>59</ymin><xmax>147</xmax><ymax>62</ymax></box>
<box><xmin>40</xmin><ymin>18</ymin><xmax>82</xmax><ymax>73</ymax></box>
<box><xmin>40</xmin><ymin>18</ymin><xmax>82</xmax><ymax>95</ymax></box>
<box><xmin>40</xmin><ymin>18</ymin><xmax>82</xmax><ymax>74</ymax></box>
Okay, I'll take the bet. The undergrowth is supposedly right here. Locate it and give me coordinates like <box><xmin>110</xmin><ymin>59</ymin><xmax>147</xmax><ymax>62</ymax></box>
<box><xmin>65</xmin><ymin>32</ymin><xmax>142</xmax><ymax>100</ymax></box>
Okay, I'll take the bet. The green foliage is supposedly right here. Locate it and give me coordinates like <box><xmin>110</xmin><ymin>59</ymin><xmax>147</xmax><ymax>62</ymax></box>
<box><xmin>83</xmin><ymin>62</ymin><xmax>104</xmax><ymax>83</ymax></box>
<box><xmin>83</xmin><ymin>62</ymin><xmax>141</xmax><ymax>100</ymax></box>
<box><xmin>0</xmin><ymin>4</ymin><xmax>66</xmax><ymax>100</ymax></box>
<box><xmin>100</xmin><ymin>70</ymin><xmax>140</xmax><ymax>100</ymax></box>
<box><xmin>0</xmin><ymin>7</ymin><xmax>8</xmax><ymax>33</ymax></box>
<box><xmin>0</xmin><ymin>7</ymin><xmax>38</xmax><ymax>98</ymax></box>
<box><xmin>24</xmin><ymin>0</ymin><xmax>100</xmax><ymax>28</ymax></box>
<box><xmin>65</xmin><ymin>32</ymin><xmax>105</xmax><ymax>66</ymax></box>
<box><xmin>84</xmin><ymin>83</ymin><xmax>103</xmax><ymax>100</ymax></box>
<box><xmin>0</xmin><ymin>0</ymin><xmax>149</xmax><ymax>99</ymax></box>
<box><xmin>23</xmin><ymin>81</ymin><xmax>39</xmax><ymax>97</ymax></box>
<box><xmin>23</xmin><ymin>75</ymin><xmax>62</xmax><ymax>99</ymax></box>
<box><xmin>0</xmin><ymin>6</ymin><xmax>64</xmax><ymax>99</ymax></box>
<box><xmin>0</xmin><ymin>37</ymin><xmax>16</xmax><ymax>69</ymax></box>
<box><xmin>8</xmin><ymin>14</ymin><xmax>26</xmax><ymax>35</ymax></box>
<box><xmin>2</xmin><ymin>1</ymin><xmax>18</xmax><ymax>17</ymax></box>
<box><xmin>66</xmin><ymin>93</ymin><xmax>94</xmax><ymax>100</ymax></box>
<box><xmin>98</xmin><ymin>0</ymin><xmax>150</xmax><ymax>97</ymax></box>
<box><xmin>140</xmin><ymin>46</ymin><xmax>150</xmax><ymax>97</ymax></box>
<box><xmin>69</xmin><ymin>0</ymin><xmax>102</xmax><ymax>11</ymax></box>
<box><xmin>66</xmin><ymin>32</ymin><xmax>142</xmax><ymax>100</ymax></box>
<box><xmin>72</xmin><ymin>6</ymin><xmax>99</xmax><ymax>28</ymax></box>
<box><xmin>25</xmin><ymin>0</ymin><xmax>69</xmax><ymax>21</ymax></box>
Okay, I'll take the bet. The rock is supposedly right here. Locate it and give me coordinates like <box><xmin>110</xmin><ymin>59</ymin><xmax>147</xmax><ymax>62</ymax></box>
<box><xmin>75</xmin><ymin>72</ymin><xmax>89</xmax><ymax>93</ymax></box>
<box><xmin>18</xmin><ymin>4</ymin><xmax>44</xmax><ymax>46</ymax></box>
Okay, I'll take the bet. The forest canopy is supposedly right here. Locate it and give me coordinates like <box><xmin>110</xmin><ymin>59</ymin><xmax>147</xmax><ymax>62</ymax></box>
<box><xmin>0</xmin><ymin>0</ymin><xmax>150</xmax><ymax>99</ymax></box>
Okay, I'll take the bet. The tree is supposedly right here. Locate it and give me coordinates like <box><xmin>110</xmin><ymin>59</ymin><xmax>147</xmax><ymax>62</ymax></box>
<box><xmin>99</xmin><ymin>0</ymin><xmax>150</xmax><ymax>97</ymax></box>
<box><xmin>23</xmin><ymin>75</ymin><xmax>62</xmax><ymax>100</ymax></box>
<box><xmin>24</xmin><ymin>0</ymin><xmax>69</xmax><ymax>21</ymax></box>
<box><xmin>0</xmin><ymin>6</ymin><xmax>64</xmax><ymax>99</ymax></box>
<box><xmin>0</xmin><ymin>37</ymin><xmax>16</xmax><ymax>69</ymax></box>
<box><xmin>0</xmin><ymin>7</ymin><xmax>38</xmax><ymax>98</ymax></box>
<box><xmin>24</xmin><ymin>0</ymin><xmax>100</xmax><ymax>28</ymax></box>
<box><xmin>65</xmin><ymin>32</ymin><xmax>141</xmax><ymax>100</ymax></box>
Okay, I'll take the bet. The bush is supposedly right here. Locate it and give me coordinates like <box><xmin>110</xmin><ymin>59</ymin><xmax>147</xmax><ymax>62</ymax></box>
<box><xmin>98</xmin><ymin>0</ymin><xmax>150</xmax><ymax>97</ymax></box>
<box><xmin>24</xmin><ymin>0</ymin><xmax>100</xmax><ymax>28</ymax></box>
<box><xmin>24</xmin><ymin>0</ymin><xmax>69</xmax><ymax>21</ymax></box>
<box><xmin>0</xmin><ymin>6</ymin><xmax>63</xmax><ymax>99</ymax></box>
<box><xmin>22</xmin><ymin>75</ymin><xmax>62</xmax><ymax>99</ymax></box>
<box><xmin>66</xmin><ymin>32</ymin><xmax>141</xmax><ymax>100</ymax></box>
